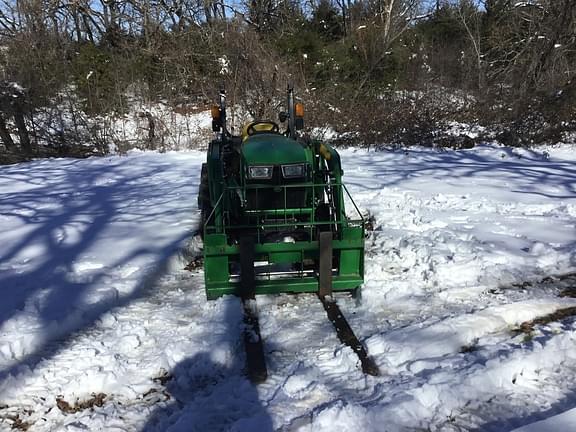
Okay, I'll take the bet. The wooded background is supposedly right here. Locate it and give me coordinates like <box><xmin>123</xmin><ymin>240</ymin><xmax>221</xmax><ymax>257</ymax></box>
<box><xmin>0</xmin><ymin>0</ymin><xmax>575</xmax><ymax>159</ymax></box>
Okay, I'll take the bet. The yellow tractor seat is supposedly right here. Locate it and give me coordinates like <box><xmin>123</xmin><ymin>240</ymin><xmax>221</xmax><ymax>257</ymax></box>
<box><xmin>242</xmin><ymin>121</ymin><xmax>280</xmax><ymax>141</ymax></box>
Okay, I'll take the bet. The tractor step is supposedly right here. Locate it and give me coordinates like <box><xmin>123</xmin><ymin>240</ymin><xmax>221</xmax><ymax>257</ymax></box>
<box><xmin>318</xmin><ymin>294</ymin><xmax>380</xmax><ymax>376</ymax></box>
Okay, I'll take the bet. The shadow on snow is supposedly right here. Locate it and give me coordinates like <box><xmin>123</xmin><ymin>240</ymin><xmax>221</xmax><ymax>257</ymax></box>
<box><xmin>344</xmin><ymin>147</ymin><xmax>576</xmax><ymax>200</ymax></box>
<box><xmin>0</xmin><ymin>155</ymin><xmax>193</xmax><ymax>379</ymax></box>
<box><xmin>0</xmin><ymin>154</ymin><xmax>272</xmax><ymax>431</ymax></box>
<box><xmin>141</xmin><ymin>295</ymin><xmax>273</xmax><ymax>432</ymax></box>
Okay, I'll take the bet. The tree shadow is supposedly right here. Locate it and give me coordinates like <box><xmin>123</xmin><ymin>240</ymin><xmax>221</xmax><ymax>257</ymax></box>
<box><xmin>342</xmin><ymin>147</ymin><xmax>576</xmax><ymax>199</ymax></box>
<box><xmin>474</xmin><ymin>388</ymin><xmax>576</xmax><ymax>432</ymax></box>
<box><xmin>0</xmin><ymin>154</ymin><xmax>272</xmax><ymax>431</ymax></box>
<box><xmin>0</xmin><ymin>155</ymin><xmax>197</xmax><ymax>381</ymax></box>
<box><xmin>141</xmin><ymin>295</ymin><xmax>274</xmax><ymax>432</ymax></box>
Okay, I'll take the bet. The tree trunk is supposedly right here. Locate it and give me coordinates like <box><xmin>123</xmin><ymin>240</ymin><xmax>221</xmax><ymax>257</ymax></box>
<box><xmin>146</xmin><ymin>112</ymin><xmax>155</xmax><ymax>139</ymax></box>
<box><xmin>72</xmin><ymin>3</ymin><xmax>83</xmax><ymax>42</ymax></box>
<box><xmin>12</xmin><ymin>101</ymin><xmax>32</xmax><ymax>154</ymax></box>
<box><xmin>0</xmin><ymin>113</ymin><xmax>16</xmax><ymax>150</ymax></box>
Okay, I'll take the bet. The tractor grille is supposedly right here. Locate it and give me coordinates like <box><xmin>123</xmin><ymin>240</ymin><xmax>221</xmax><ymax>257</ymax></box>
<box><xmin>246</xmin><ymin>187</ymin><xmax>305</xmax><ymax>210</ymax></box>
<box><xmin>203</xmin><ymin>181</ymin><xmax>365</xmax><ymax>247</ymax></box>
<box><xmin>246</xmin><ymin>166</ymin><xmax>306</xmax><ymax>210</ymax></box>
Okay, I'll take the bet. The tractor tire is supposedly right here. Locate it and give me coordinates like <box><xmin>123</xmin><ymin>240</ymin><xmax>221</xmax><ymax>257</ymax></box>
<box><xmin>198</xmin><ymin>163</ymin><xmax>212</xmax><ymax>237</ymax></box>
<box><xmin>198</xmin><ymin>163</ymin><xmax>209</xmax><ymax>210</ymax></box>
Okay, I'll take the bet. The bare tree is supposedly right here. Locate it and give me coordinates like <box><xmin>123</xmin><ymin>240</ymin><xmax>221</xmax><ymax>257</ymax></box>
<box><xmin>352</xmin><ymin>0</ymin><xmax>426</xmax><ymax>96</ymax></box>
<box><xmin>454</xmin><ymin>0</ymin><xmax>485</xmax><ymax>91</ymax></box>
<box><xmin>484</xmin><ymin>0</ymin><xmax>576</xmax><ymax>97</ymax></box>
<box><xmin>0</xmin><ymin>113</ymin><xmax>16</xmax><ymax>150</ymax></box>
<box><xmin>0</xmin><ymin>81</ymin><xmax>32</xmax><ymax>154</ymax></box>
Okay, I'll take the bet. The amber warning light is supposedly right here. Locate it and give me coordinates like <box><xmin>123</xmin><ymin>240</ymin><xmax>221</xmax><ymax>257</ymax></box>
<box><xmin>295</xmin><ymin>103</ymin><xmax>304</xmax><ymax>118</ymax></box>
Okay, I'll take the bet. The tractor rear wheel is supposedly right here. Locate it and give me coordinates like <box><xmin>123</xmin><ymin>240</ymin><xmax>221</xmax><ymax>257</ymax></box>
<box><xmin>198</xmin><ymin>163</ymin><xmax>212</xmax><ymax>236</ymax></box>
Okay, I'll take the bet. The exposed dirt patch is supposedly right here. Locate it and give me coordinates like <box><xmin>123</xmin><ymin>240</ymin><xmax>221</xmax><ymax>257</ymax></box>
<box><xmin>459</xmin><ymin>338</ymin><xmax>479</xmax><ymax>353</ymax></box>
<box><xmin>184</xmin><ymin>256</ymin><xmax>203</xmax><ymax>271</ymax></box>
<box><xmin>494</xmin><ymin>272</ymin><xmax>576</xmax><ymax>297</ymax></box>
<box><xmin>142</xmin><ymin>388</ymin><xmax>171</xmax><ymax>402</ymax></box>
<box><xmin>559</xmin><ymin>287</ymin><xmax>576</xmax><ymax>298</ymax></box>
<box><xmin>0</xmin><ymin>407</ymin><xmax>33</xmax><ymax>431</ymax></box>
<box><xmin>55</xmin><ymin>393</ymin><xmax>106</xmax><ymax>414</ymax></box>
<box><xmin>513</xmin><ymin>307</ymin><xmax>576</xmax><ymax>335</ymax></box>
<box><xmin>152</xmin><ymin>369</ymin><xmax>173</xmax><ymax>386</ymax></box>
<box><xmin>364</xmin><ymin>212</ymin><xmax>376</xmax><ymax>234</ymax></box>
<box><xmin>0</xmin><ymin>414</ymin><xmax>31</xmax><ymax>431</ymax></box>
<box><xmin>142</xmin><ymin>388</ymin><xmax>157</xmax><ymax>398</ymax></box>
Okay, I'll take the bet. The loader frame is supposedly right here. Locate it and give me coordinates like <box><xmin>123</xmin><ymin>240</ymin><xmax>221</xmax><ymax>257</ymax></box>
<box><xmin>203</xmin><ymin>182</ymin><xmax>364</xmax><ymax>299</ymax></box>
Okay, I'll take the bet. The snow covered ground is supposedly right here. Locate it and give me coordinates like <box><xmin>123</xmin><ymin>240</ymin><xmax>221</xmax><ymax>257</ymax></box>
<box><xmin>1</xmin><ymin>144</ymin><xmax>576</xmax><ymax>431</ymax></box>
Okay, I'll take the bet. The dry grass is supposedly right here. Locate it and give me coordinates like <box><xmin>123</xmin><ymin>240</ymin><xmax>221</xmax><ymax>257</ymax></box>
<box><xmin>513</xmin><ymin>307</ymin><xmax>576</xmax><ymax>335</ymax></box>
<box><xmin>55</xmin><ymin>393</ymin><xmax>106</xmax><ymax>414</ymax></box>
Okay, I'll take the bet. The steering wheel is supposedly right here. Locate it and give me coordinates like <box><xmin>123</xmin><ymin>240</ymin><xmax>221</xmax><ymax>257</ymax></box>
<box><xmin>246</xmin><ymin>120</ymin><xmax>280</xmax><ymax>136</ymax></box>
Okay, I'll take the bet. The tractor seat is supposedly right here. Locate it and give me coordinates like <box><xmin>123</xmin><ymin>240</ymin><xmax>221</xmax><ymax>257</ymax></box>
<box><xmin>242</xmin><ymin>121</ymin><xmax>280</xmax><ymax>142</ymax></box>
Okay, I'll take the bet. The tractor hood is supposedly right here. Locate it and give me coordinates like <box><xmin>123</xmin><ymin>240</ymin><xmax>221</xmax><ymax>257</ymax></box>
<box><xmin>242</xmin><ymin>134</ymin><xmax>308</xmax><ymax>165</ymax></box>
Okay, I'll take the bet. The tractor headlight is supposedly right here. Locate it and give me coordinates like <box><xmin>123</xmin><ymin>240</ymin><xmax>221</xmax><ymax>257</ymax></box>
<box><xmin>248</xmin><ymin>165</ymin><xmax>273</xmax><ymax>180</ymax></box>
<box><xmin>281</xmin><ymin>163</ymin><xmax>305</xmax><ymax>178</ymax></box>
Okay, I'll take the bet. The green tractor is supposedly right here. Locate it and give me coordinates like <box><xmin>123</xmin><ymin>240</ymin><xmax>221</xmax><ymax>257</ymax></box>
<box><xmin>198</xmin><ymin>86</ymin><xmax>376</xmax><ymax>382</ymax></box>
<box><xmin>199</xmin><ymin>87</ymin><xmax>364</xmax><ymax>299</ymax></box>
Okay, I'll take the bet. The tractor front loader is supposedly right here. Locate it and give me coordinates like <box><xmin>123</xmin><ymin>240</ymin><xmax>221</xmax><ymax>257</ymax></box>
<box><xmin>198</xmin><ymin>85</ymin><xmax>378</xmax><ymax>382</ymax></box>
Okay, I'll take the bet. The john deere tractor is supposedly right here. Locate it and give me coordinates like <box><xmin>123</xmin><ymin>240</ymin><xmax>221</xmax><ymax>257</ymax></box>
<box><xmin>197</xmin><ymin>86</ymin><xmax>376</xmax><ymax>382</ymax></box>
<box><xmin>198</xmin><ymin>86</ymin><xmax>365</xmax><ymax>301</ymax></box>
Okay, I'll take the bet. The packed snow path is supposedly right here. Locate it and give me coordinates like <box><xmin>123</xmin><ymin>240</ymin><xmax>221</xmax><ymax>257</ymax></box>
<box><xmin>1</xmin><ymin>145</ymin><xmax>576</xmax><ymax>431</ymax></box>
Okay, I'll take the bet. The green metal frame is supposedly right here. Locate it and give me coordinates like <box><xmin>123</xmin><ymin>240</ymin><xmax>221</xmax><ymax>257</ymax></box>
<box><xmin>203</xmin><ymin>182</ymin><xmax>364</xmax><ymax>299</ymax></box>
